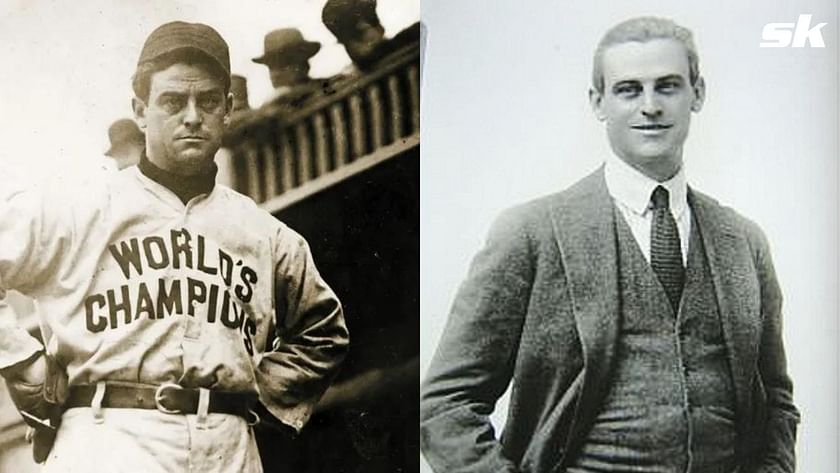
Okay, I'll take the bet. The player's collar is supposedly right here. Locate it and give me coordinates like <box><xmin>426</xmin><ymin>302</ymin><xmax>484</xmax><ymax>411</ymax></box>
<box><xmin>138</xmin><ymin>152</ymin><xmax>217</xmax><ymax>205</ymax></box>
<box><xmin>604</xmin><ymin>155</ymin><xmax>688</xmax><ymax>219</ymax></box>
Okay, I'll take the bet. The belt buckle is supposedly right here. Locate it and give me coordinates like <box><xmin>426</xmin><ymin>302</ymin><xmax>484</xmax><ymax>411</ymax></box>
<box><xmin>154</xmin><ymin>383</ymin><xmax>183</xmax><ymax>414</ymax></box>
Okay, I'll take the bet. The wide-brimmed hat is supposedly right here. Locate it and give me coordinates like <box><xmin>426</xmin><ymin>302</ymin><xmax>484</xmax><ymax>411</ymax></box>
<box><xmin>252</xmin><ymin>28</ymin><xmax>321</xmax><ymax>65</ymax></box>
<box><xmin>105</xmin><ymin>119</ymin><xmax>144</xmax><ymax>156</ymax></box>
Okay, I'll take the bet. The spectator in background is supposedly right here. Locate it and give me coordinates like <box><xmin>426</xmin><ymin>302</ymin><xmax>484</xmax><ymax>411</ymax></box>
<box><xmin>104</xmin><ymin>118</ymin><xmax>144</xmax><ymax>170</ymax></box>
<box><xmin>252</xmin><ymin>28</ymin><xmax>322</xmax><ymax>107</ymax></box>
<box><xmin>322</xmin><ymin>0</ymin><xmax>420</xmax><ymax>74</ymax></box>
<box><xmin>230</xmin><ymin>74</ymin><xmax>251</xmax><ymax>114</ymax></box>
<box><xmin>215</xmin><ymin>74</ymin><xmax>251</xmax><ymax>188</ymax></box>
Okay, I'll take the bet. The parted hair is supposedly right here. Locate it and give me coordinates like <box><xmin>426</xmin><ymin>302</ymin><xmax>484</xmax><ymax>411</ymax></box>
<box><xmin>591</xmin><ymin>17</ymin><xmax>700</xmax><ymax>94</ymax></box>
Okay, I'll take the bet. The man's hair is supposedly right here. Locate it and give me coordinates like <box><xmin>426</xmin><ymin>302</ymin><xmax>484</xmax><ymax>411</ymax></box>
<box><xmin>132</xmin><ymin>49</ymin><xmax>231</xmax><ymax>102</ymax></box>
<box><xmin>591</xmin><ymin>17</ymin><xmax>700</xmax><ymax>94</ymax></box>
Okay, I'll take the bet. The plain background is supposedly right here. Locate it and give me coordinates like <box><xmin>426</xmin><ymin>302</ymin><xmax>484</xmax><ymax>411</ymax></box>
<box><xmin>420</xmin><ymin>1</ymin><xmax>838</xmax><ymax>472</ymax></box>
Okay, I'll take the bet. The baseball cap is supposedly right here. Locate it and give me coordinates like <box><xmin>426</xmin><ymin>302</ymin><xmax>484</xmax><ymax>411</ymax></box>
<box><xmin>137</xmin><ymin>21</ymin><xmax>230</xmax><ymax>77</ymax></box>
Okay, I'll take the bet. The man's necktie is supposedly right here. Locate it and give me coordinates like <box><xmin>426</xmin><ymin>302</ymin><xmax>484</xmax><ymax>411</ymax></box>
<box><xmin>650</xmin><ymin>185</ymin><xmax>684</xmax><ymax>313</ymax></box>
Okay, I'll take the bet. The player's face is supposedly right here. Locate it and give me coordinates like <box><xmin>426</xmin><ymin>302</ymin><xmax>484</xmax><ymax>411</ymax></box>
<box><xmin>590</xmin><ymin>38</ymin><xmax>705</xmax><ymax>181</ymax></box>
<box><xmin>134</xmin><ymin>62</ymin><xmax>232</xmax><ymax>176</ymax></box>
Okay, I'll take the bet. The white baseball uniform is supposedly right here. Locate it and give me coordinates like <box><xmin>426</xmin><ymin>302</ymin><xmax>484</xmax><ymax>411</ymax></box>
<box><xmin>0</xmin><ymin>164</ymin><xmax>349</xmax><ymax>472</ymax></box>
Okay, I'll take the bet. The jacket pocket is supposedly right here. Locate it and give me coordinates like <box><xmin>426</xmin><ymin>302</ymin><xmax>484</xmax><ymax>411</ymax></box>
<box><xmin>743</xmin><ymin>368</ymin><xmax>768</xmax><ymax>465</ymax></box>
<box><xmin>519</xmin><ymin>370</ymin><xmax>584</xmax><ymax>473</ymax></box>
<box><xmin>751</xmin><ymin>369</ymin><xmax>768</xmax><ymax>428</ymax></box>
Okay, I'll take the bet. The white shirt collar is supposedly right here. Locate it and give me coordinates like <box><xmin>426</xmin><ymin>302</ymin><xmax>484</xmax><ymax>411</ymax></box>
<box><xmin>604</xmin><ymin>155</ymin><xmax>688</xmax><ymax>218</ymax></box>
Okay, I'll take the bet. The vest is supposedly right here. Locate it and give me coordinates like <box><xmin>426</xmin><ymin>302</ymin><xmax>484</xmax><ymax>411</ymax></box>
<box><xmin>567</xmin><ymin>207</ymin><xmax>737</xmax><ymax>473</ymax></box>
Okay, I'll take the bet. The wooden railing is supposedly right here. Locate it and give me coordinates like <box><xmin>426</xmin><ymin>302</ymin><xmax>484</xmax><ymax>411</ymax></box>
<box><xmin>224</xmin><ymin>44</ymin><xmax>420</xmax><ymax>214</ymax></box>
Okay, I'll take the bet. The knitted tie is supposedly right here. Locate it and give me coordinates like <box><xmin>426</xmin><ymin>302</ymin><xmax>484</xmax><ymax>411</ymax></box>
<box><xmin>650</xmin><ymin>185</ymin><xmax>684</xmax><ymax>313</ymax></box>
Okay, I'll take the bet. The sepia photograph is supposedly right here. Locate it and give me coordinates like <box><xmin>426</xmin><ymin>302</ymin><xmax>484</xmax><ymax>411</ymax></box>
<box><xmin>0</xmin><ymin>0</ymin><xmax>418</xmax><ymax>472</ymax></box>
<box><xmin>420</xmin><ymin>1</ymin><xmax>836</xmax><ymax>472</ymax></box>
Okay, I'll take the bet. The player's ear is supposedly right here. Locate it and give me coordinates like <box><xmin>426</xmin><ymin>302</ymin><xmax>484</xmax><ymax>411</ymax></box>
<box><xmin>132</xmin><ymin>97</ymin><xmax>148</xmax><ymax>130</ymax></box>
<box><xmin>691</xmin><ymin>76</ymin><xmax>706</xmax><ymax>113</ymax></box>
<box><xmin>223</xmin><ymin>92</ymin><xmax>233</xmax><ymax>126</ymax></box>
<box><xmin>589</xmin><ymin>87</ymin><xmax>607</xmax><ymax>121</ymax></box>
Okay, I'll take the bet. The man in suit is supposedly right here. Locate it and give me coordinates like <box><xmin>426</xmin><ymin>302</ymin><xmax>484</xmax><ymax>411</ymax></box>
<box><xmin>419</xmin><ymin>16</ymin><xmax>799</xmax><ymax>473</ymax></box>
<box><xmin>252</xmin><ymin>28</ymin><xmax>322</xmax><ymax>107</ymax></box>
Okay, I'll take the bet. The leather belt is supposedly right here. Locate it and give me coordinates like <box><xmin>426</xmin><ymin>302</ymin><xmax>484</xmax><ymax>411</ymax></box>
<box><xmin>65</xmin><ymin>383</ymin><xmax>258</xmax><ymax>420</ymax></box>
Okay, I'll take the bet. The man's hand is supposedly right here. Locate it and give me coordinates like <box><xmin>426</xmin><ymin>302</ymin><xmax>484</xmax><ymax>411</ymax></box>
<box><xmin>1</xmin><ymin>353</ymin><xmax>64</xmax><ymax>463</ymax></box>
<box><xmin>10</xmin><ymin>353</ymin><xmax>47</xmax><ymax>384</ymax></box>
<box><xmin>1</xmin><ymin>352</ymin><xmax>67</xmax><ymax>426</ymax></box>
<box><xmin>1</xmin><ymin>353</ymin><xmax>50</xmax><ymax>420</ymax></box>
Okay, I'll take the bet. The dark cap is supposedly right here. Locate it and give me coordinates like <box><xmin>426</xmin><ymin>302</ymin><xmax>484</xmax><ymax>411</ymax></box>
<box><xmin>137</xmin><ymin>21</ymin><xmax>230</xmax><ymax>77</ymax></box>
<box><xmin>322</xmin><ymin>0</ymin><xmax>380</xmax><ymax>39</ymax></box>
<box><xmin>105</xmin><ymin>119</ymin><xmax>145</xmax><ymax>156</ymax></box>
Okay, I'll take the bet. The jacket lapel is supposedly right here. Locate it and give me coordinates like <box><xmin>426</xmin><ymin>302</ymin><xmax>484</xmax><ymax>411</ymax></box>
<box><xmin>689</xmin><ymin>189</ymin><xmax>762</xmax><ymax>426</ymax></box>
<box><xmin>548</xmin><ymin>167</ymin><xmax>620</xmax><ymax>453</ymax></box>
<box><xmin>549</xmin><ymin>174</ymin><xmax>763</xmax><ymax>458</ymax></box>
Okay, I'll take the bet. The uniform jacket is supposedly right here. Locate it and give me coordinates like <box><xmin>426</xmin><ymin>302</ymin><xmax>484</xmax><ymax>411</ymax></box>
<box><xmin>0</xmin><ymin>166</ymin><xmax>349</xmax><ymax>432</ymax></box>
<box><xmin>420</xmin><ymin>169</ymin><xmax>799</xmax><ymax>473</ymax></box>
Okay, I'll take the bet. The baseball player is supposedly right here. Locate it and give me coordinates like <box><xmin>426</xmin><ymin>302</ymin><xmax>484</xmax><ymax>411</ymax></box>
<box><xmin>0</xmin><ymin>21</ymin><xmax>348</xmax><ymax>472</ymax></box>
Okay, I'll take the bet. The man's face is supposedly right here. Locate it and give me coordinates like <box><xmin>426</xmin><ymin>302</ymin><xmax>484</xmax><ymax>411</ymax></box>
<box><xmin>590</xmin><ymin>38</ymin><xmax>705</xmax><ymax>181</ymax></box>
<box><xmin>268</xmin><ymin>61</ymin><xmax>310</xmax><ymax>89</ymax></box>
<box><xmin>133</xmin><ymin>62</ymin><xmax>231</xmax><ymax>176</ymax></box>
<box><xmin>342</xmin><ymin>22</ymin><xmax>385</xmax><ymax>63</ymax></box>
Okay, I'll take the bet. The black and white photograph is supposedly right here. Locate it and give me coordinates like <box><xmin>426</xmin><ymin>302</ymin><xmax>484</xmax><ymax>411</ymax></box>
<box><xmin>420</xmin><ymin>1</ymin><xmax>836</xmax><ymax>472</ymax></box>
<box><xmin>0</xmin><ymin>1</ymin><xmax>419</xmax><ymax>472</ymax></box>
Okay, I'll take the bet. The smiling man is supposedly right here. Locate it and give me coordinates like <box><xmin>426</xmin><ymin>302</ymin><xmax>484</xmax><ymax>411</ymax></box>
<box><xmin>420</xmin><ymin>17</ymin><xmax>799</xmax><ymax>473</ymax></box>
<box><xmin>0</xmin><ymin>21</ymin><xmax>348</xmax><ymax>472</ymax></box>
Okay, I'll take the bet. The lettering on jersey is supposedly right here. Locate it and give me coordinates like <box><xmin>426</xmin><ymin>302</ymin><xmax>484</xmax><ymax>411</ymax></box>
<box><xmin>89</xmin><ymin>229</ymin><xmax>259</xmax><ymax>355</ymax></box>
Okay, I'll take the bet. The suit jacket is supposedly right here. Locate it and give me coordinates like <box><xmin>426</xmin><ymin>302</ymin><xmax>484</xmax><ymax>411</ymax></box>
<box><xmin>420</xmin><ymin>168</ymin><xmax>799</xmax><ymax>473</ymax></box>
